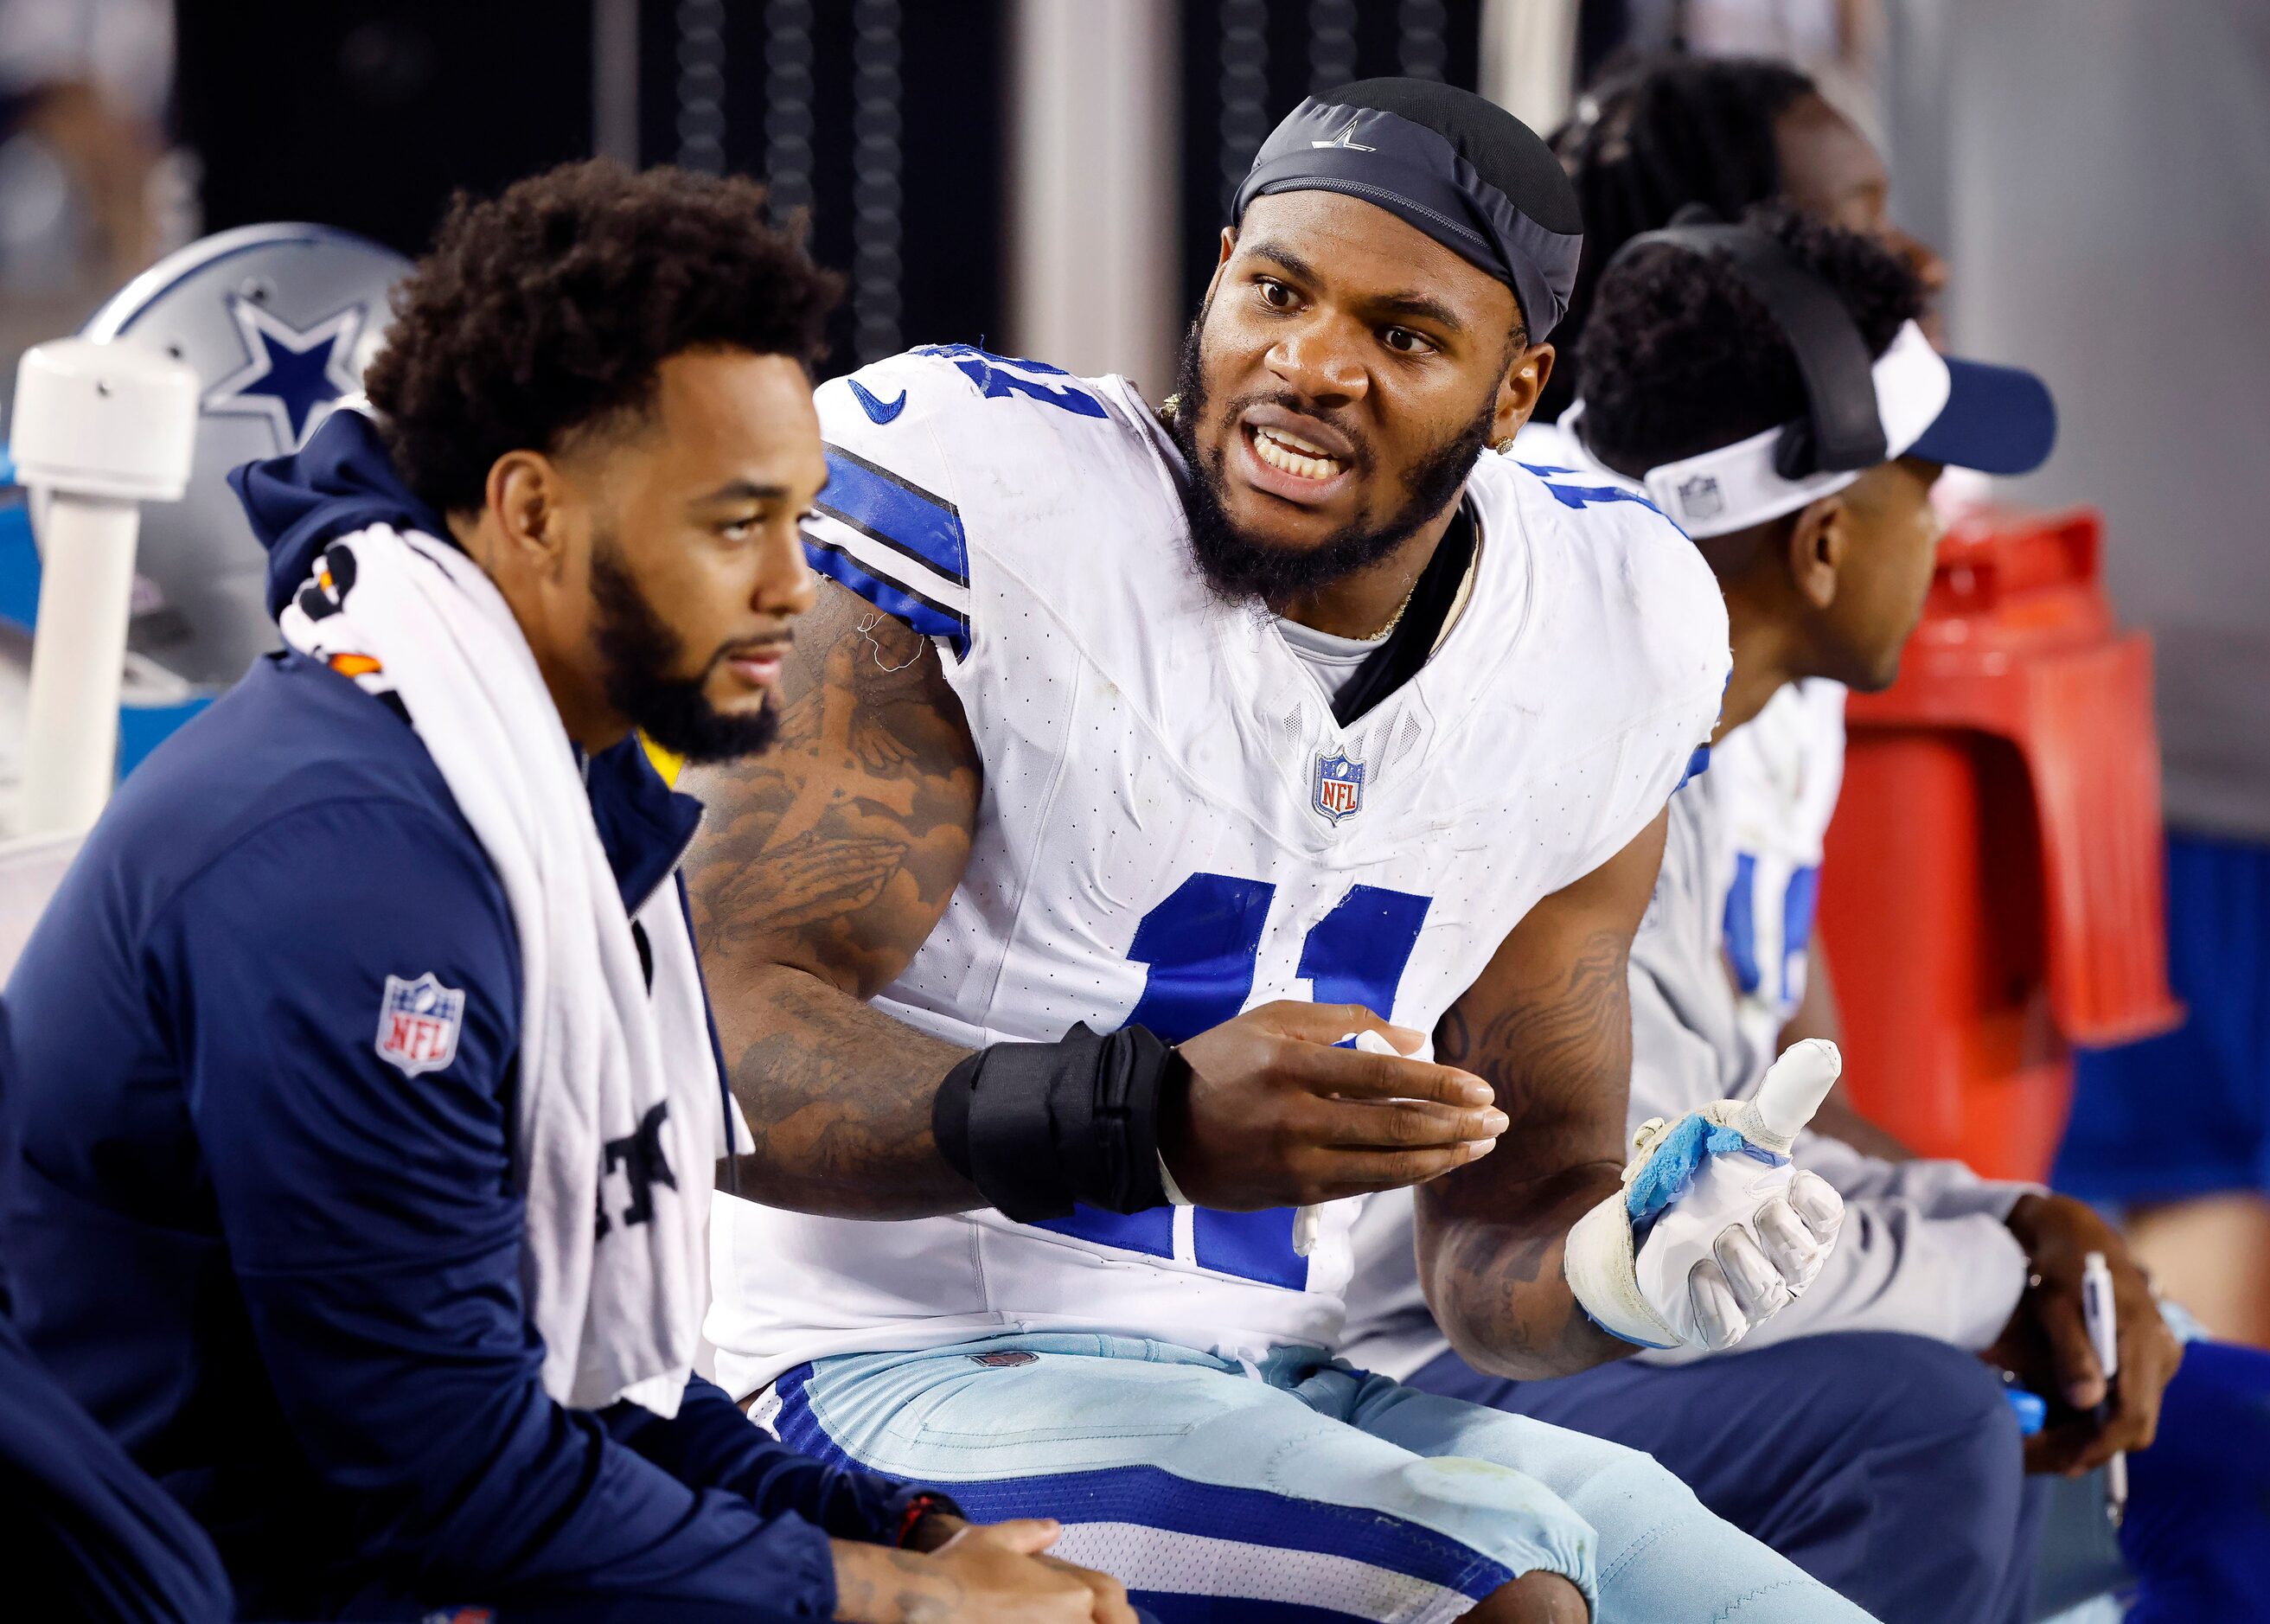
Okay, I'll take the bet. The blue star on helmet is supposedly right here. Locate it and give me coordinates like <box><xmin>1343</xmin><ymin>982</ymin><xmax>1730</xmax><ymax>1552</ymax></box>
<box><xmin>203</xmin><ymin>296</ymin><xmax>367</xmax><ymax>451</ymax></box>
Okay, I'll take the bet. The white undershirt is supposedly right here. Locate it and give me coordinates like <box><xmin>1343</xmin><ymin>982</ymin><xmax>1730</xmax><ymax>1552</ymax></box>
<box><xmin>1273</xmin><ymin>616</ymin><xmax>1380</xmax><ymax>705</ymax></box>
<box><xmin>1270</xmin><ymin>525</ymin><xmax>1486</xmax><ymax>707</ymax></box>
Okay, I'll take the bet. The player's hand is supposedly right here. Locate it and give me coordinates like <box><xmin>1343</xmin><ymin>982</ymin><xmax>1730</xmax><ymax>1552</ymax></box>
<box><xmin>1634</xmin><ymin>1154</ymin><xmax>1844</xmax><ymax>1350</ymax></box>
<box><xmin>1984</xmin><ymin>1193</ymin><xmax>2184</xmax><ymax>1475</ymax></box>
<box><xmin>1163</xmin><ymin>1001</ymin><xmax>1505</xmax><ymax>1211</ymax></box>
<box><xmin>832</xmin><ymin>1519</ymin><xmax>1136</xmax><ymax>1623</ymax></box>
<box><xmin>1568</xmin><ymin>1039</ymin><xmax>1847</xmax><ymax>1351</ymax></box>
<box><xmin>927</xmin><ymin>1519</ymin><xmax>1136</xmax><ymax>1624</ymax></box>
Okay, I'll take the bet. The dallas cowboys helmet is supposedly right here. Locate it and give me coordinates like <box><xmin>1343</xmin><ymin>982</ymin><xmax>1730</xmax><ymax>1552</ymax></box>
<box><xmin>80</xmin><ymin>223</ymin><xmax>408</xmax><ymax>689</ymax></box>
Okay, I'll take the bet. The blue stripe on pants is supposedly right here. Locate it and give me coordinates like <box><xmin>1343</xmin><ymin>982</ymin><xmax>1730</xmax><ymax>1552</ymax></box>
<box><xmin>777</xmin><ymin>1362</ymin><xmax>1512</xmax><ymax>1604</ymax></box>
<box><xmin>765</xmin><ymin>1331</ymin><xmax>1876</xmax><ymax>1623</ymax></box>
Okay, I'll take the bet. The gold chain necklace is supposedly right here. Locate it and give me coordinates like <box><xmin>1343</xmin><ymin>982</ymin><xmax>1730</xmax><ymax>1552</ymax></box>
<box><xmin>1354</xmin><ymin>571</ymin><xmax>1424</xmax><ymax>642</ymax></box>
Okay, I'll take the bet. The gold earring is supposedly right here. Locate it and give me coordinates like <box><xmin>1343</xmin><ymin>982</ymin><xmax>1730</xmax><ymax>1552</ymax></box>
<box><xmin>1493</xmin><ymin>438</ymin><xmax>1517</xmax><ymax>454</ymax></box>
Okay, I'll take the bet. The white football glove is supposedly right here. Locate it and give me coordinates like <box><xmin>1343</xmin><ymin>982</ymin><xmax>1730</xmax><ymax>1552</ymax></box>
<box><xmin>1565</xmin><ymin>1039</ymin><xmax>1848</xmax><ymax>1352</ymax></box>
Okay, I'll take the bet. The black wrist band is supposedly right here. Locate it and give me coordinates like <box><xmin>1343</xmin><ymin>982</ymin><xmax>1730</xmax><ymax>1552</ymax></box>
<box><xmin>894</xmin><ymin>1490</ymin><xmax>960</xmax><ymax>1547</ymax></box>
<box><xmin>931</xmin><ymin>1022</ymin><xmax>1184</xmax><ymax>1223</ymax></box>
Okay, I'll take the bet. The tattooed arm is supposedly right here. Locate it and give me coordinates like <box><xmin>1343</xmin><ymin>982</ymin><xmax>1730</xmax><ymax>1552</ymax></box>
<box><xmin>686</xmin><ymin>579</ymin><xmax>987</xmax><ymax>1218</ymax></box>
<box><xmin>1414</xmin><ymin>809</ymin><xmax>1670</xmax><ymax>1379</ymax></box>
<box><xmin>687</xmin><ymin>578</ymin><xmax>1509</xmax><ymax>1220</ymax></box>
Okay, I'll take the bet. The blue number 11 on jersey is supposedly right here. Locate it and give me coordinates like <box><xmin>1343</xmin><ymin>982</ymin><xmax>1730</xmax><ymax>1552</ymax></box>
<box><xmin>1036</xmin><ymin>873</ymin><xmax>1432</xmax><ymax>1288</ymax></box>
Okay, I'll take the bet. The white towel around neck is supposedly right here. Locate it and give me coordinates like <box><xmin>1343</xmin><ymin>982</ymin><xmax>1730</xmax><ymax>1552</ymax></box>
<box><xmin>278</xmin><ymin>520</ymin><xmax>718</xmax><ymax>1417</ymax></box>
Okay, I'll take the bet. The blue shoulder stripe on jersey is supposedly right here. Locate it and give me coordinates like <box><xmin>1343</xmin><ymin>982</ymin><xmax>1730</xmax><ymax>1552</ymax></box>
<box><xmin>1677</xmin><ymin>741</ymin><xmax>1710</xmax><ymax>790</ymax></box>
<box><xmin>912</xmin><ymin>344</ymin><xmax>1108</xmax><ymax>419</ymax></box>
<box><xmin>913</xmin><ymin>342</ymin><xmax>1077</xmax><ymax>377</ymax></box>
<box><xmin>802</xmin><ymin>533</ymin><xmax>970</xmax><ymax>658</ymax></box>
<box><xmin>816</xmin><ymin>444</ymin><xmax>969</xmax><ymax>589</ymax></box>
<box><xmin>1725</xmin><ymin>851</ymin><xmax>1761</xmax><ymax>995</ymax></box>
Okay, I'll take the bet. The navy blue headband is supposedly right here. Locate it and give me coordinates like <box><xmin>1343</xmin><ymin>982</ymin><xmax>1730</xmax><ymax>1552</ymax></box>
<box><xmin>1232</xmin><ymin>98</ymin><xmax>1583</xmax><ymax>341</ymax></box>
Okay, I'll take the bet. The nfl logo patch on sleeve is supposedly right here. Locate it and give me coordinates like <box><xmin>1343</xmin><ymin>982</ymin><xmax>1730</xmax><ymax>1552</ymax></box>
<box><xmin>376</xmin><ymin>972</ymin><xmax>466</xmax><ymax>1077</ymax></box>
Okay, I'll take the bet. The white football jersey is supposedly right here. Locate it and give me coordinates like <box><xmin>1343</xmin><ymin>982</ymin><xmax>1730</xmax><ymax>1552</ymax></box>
<box><xmin>707</xmin><ymin>348</ymin><xmax>1729</xmax><ymax>1396</ymax></box>
<box><xmin>1709</xmin><ymin>679</ymin><xmax>1846</xmax><ymax>1074</ymax></box>
<box><xmin>1509</xmin><ymin>414</ymin><xmax>1845</xmax><ymax>1064</ymax></box>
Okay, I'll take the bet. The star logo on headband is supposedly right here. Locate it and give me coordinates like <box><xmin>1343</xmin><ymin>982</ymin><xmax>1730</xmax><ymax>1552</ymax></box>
<box><xmin>1311</xmin><ymin>116</ymin><xmax>1376</xmax><ymax>154</ymax></box>
<box><xmin>203</xmin><ymin>295</ymin><xmax>367</xmax><ymax>453</ymax></box>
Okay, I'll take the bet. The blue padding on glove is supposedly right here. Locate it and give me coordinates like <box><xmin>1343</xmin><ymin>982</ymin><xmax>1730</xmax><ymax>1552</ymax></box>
<box><xmin>1626</xmin><ymin>1118</ymin><xmax>1759</xmax><ymax>1225</ymax></box>
<box><xmin>1627</xmin><ymin>1124</ymin><xmax>1787</xmax><ymax>1255</ymax></box>
<box><xmin>1579</xmin><ymin>1301</ymin><xmax>1681</xmax><ymax>1352</ymax></box>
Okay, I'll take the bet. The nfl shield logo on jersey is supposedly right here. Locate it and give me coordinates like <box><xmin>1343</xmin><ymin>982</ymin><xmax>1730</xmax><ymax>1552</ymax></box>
<box><xmin>376</xmin><ymin>972</ymin><xmax>465</xmax><ymax>1077</ymax></box>
<box><xmin>1313</xmin><ymin>752</ymin><xmax>1365</xmax><ymax>824</ymax></box>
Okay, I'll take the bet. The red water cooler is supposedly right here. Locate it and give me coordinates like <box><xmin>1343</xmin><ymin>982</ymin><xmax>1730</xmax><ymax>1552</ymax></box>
<box><xmin>1817</xmin><ymin>507</ymin><xmax>2183</xmax><ymax>1180</ymax></box>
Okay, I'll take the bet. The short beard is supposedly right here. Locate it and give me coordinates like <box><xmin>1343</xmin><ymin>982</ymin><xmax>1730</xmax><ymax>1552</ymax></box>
<box><xmin>590</xmin><ymin>537</ymin><xmax>777</xmax><ymax>765</ymax></box>
<box><xmin>1167</xmin><ymin>316</ymin><xmax>1497</xmax><ymax>603</ymax></box>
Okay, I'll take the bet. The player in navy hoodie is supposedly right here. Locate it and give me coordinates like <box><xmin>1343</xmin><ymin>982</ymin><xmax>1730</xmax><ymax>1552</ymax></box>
<box><xmin>0</xmin><ymin>162</ymin><xmax>1131</xmax><ymax>1624</ymax></box>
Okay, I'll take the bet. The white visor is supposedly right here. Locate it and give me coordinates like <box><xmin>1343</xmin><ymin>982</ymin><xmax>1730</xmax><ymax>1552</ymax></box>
<box><xmin>1576</xmin><ymin>321</ymin><xmax>1953</xmax><ymax>540</ymax></box>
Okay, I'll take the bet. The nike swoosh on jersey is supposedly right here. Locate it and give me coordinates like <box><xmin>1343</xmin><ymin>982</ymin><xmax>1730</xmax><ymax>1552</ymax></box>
<box><xmin>848</xmin><ymin>379</ymin><xmax>907</xmax><ymax>425</ymax></box>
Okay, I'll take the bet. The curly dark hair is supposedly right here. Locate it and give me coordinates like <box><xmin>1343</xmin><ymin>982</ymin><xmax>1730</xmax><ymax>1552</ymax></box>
<box><xmin>364</xmin><ymin>159</ymin><xmax>841</xmax><ymax>515</ymax></box>
<box><xmin>1541</xmin><ymin>54</ymin><xmax>1816</xmax><ymax>419</ymax></box>
<box><xmin>1574</xmin><ymin>203</ymin><xmax>1923</xmax><ymax>481</ymax></box>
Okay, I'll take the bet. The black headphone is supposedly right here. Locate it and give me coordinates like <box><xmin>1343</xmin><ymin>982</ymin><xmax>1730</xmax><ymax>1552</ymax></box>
<box><xmin>1609</xmin><ymin>208</ymin><xmax>1889</xmax><ymax>480</ymax></box>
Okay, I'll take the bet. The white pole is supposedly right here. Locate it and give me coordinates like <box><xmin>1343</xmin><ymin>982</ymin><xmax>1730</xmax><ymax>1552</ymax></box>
<box><xmin>1479</xmin><ymin>0</ymin><xmax>1581</xmax><ymax>135</ymax></box>
<box><xmin>1007</xmin><ymin>0</ymin><xmax>1180</xmax><ymax>392</ymax></box>
<box><xmin>22</xmin><ymin>499</ymin><xmax>143</xmax><ymax>834</ymax></box>
<box><xmin>10</xmin><ymin>337</ymin><xmax>198</xmax><ymax>838</ymax></box>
